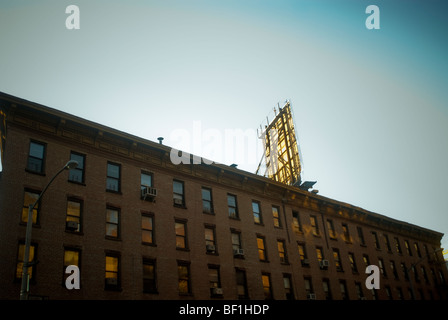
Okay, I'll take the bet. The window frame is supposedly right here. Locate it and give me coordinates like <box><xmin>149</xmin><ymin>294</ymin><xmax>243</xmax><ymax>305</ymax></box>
<box><xmin>68</xmin><ymin>151</ymin><xmax>85</xmax><ymax>184</ymax></box>
<box><xmin>105</xmin><ymin>206</ymin><xmax>120</xmax><ymax>240</ymax></box>
<box><xmin>26</xmin><ymin>140</ymin><xmax>46</xmax><ymax>174</ymax></box>
<box><xmin>106</xmin><ymin>162</ymin><xmax>121</xmax><ymax>193</ymax></box>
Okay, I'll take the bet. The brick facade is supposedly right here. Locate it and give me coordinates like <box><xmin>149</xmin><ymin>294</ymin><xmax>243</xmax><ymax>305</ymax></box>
<box><xmin>0</xmin><ymin>92</ymin><xmax>447</xmax><ymax>300</ymax></box>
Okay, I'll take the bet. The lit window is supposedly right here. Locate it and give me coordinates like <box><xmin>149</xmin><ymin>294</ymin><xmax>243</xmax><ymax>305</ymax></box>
<box><xmin>66</xmin><ymin>199</ymin><xmax>82</xmax><ymax>232</ymax></box>
<box><xmin>105</xmin><ymin>254</ymin><xmax>120</xmax><ymax>289</ymax></box>
<box><xmin>141</xmin><ymin>214</ymin><xmax>154</xmax><ymax>244</ymax></box>
<box><xmin>272</xmin><ymin>206</ymin><xmax>281</xmax><ymax>227</ymax></box>
<box><xmin>22</xmin><ymin>190</ymin><xmax>40</xmax><ymax>225</ymax></box>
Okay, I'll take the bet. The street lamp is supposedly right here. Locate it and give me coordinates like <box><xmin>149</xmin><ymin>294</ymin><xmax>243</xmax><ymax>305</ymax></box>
<box><xmin>20</xmin><ymin>160</ymin><xmax>78</xmax><ymax>300</ymax></box>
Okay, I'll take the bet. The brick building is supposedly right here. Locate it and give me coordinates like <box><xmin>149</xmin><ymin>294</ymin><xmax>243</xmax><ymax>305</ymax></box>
<box><xmin>0</xmin><ymin>91</ymin><xmax>447</xmax><ymax>300</ymax></box>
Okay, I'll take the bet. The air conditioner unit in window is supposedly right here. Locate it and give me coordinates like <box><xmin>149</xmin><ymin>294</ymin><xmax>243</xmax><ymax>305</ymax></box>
<box><xmin>206</xmin><ymin>244</ymin><xmax>216</xmax><ymax>253</ymax></box>
<box><xmin>141</xmin><ymin>187</ymin><xmax>157</xmax><ymax>201</ymax></box>
<box><xmin>233</xmin><ymin>249</ymin><xmax>244</xmax><ymax>257</ymax></box>
<box><xmin>307</xmin><ymin>293</ymin><xmax>316</xmax><ymax>300</ymax></box>
<box><xmin>319</xmin><ymin>259</ymin><xmax>329</xmax><ymax>269</ymax></box>
<box><xmin>66</xmin><ymin>221</ymin><xmax>79</xmax><ymax>231</ymax></box>
<box><xmin>211</xmin><ymin>287</ymin><xmax>223</xmax><ymax>295</ymax></box>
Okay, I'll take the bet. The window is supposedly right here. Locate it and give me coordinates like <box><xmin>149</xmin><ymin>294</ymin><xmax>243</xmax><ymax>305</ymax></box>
<box><xmin>231</xmin><ymin>231</ymin><xmax>242</xmax><ymax>252</ymax></box>
<box><xmin>304</xmin><ymin>277</ymin><xmax>314</xmax><ymax>298</ymax></box>
<box><xmin>272</xmin><ymin>206</ymin><xmax>281</xmax><ymax>228</ymax></box>
<box><xmin>298</xmin><ymin>243</ymin><xmax>308</xmax><ymax>266</ymax></box>
<box><xmin>414</xmin><ymin>242</ymin><xmax>422</xmax><ymax>258</ymax></box>
<box><xmin>205</xmin><ymin>225</ymin><xmax>216</xmax><ymax>253</ymax></box>
<box><xmin>342</xmin><ymin>223</ymin><xmax>350</xmax><ymax>242</ymax></box>
<box><xmin>283</xmin><ymin>274</ymin><xmax>294</xmax><ymax>300</ymax></box>
<box><xmin>106</xmin><ymin>207</ymin><xmax>120</xmax><ymax>239</ymax></box>
<box><xmin>292</xmin><ymin>211</ymin><xmax>302</xmax><ymax>234</ymax></box>
<box><xmin>22</xmin><ymin>189</ymin><xmax>40</xmax><ymax>225</ymax></box>
<box><xmin>105</xmin><ymin>253</ymin><xmax>120</xmax><ymax>290</ymax></box>
<box><xmin>173</xmin><ymin>180</ymin><xmax>185</xmax><ymax>206</ymax></box>
<box><xmin>277</xmin><ymin>240</ymin><xmax>288</xmax><ymax>264</ymax></box>
<box><xmin>209</xmin><ymin>266</ymin><xmax>222</xmax><ymax>297</ymax></box>
<box><xmin>404</xmin><ymin>240</ymin><xmax>412</xmax><ymax>256</ymax></box>
<box><xmin>372</xmin><ymin>231</ymin><xmax>380</xmax><ymax>249</ymax></box>
<box><xmin>69</xmin><ymin>152</ymin><xmax>85</xmax><ymax>183</ymax></box>
<box><xmin>348</xmin><ymin>252</ymin><xmax>358</xmax><ymax>273</ymax></box>
<box><xmin>27</xmin><ymin>141</ymin><xmax>46</xmax><ymax>173</ymax></box>
<box><xmin>339</xmin><ymin>280</ymin><xmax>349</xmax><ymax>300</ymax></box>
<box><xmin>141</xmin><ymin>171</ymin><xmax>153</xmax><ymax>189</ymax></box>
<box><xmin>390</xmin><ymin>260</ymin><xmax>399</xmax><ymax>279</ymax></box>
<box><xmin>202</xmin><ymin>187</ymin><xmax>213</xmax><ymax>214</ymax></box>
<box><xmin>15</xmin><ymin>242</ymin><xmax>37</xmax><ymax>281</ymax></box>
<box><xmin>142</xmin><ymin>259</ymin><xmax>157</xmax><ymax>293</ymax></box>
<box><xmin>141</xmin><ymin>213</ymin><xmax>154</xmax><ymax>245</ymax></box>
<box><xmin>66</xmin><ymin>198</ymin><xmax>82</xmax><ymax>232</ymax></box>
<box><xmin>394</xmin><ymin>237</ymin><xmax>402</xmax><ymax>254</ymax></box>
<box><xmin>383</xmin><ymin>234</ymin><xmax>392</xmax><ymax>252</ymax></box>
<box><xmin>177</xmin><ymin>261</ymin><xmax>191</xmax><ymax>295</ymax></box>
<box><xmin>252</xmin><ymin>201</ymin><xmax>262</xmax><ymax>224</ymax></box>
<box><xmin>227</xmin><ymin>194</ymin><xmax>238</xmax><ymax>219</ymax></box>
<box><xmin>378</xmin><ymin>258</ymin><xmax>387</xmax><ymax>277</ymax></box>
<box><xmin>322</xmin><ymin>279</ymin><xmax>332</xmax><ymax>300</ymax></box>
<box><xmin>327</xmin><ymin>219</ymin><xmax>336</xmax><ymax>239</ymax></box>
<box><xmin>63</xmin><ymin>248</ymin><xmax>80</xmax><ymax>285</ymax></box>
<box><xmin>236</xmin><ymin>268</ymin><xmax>248</xmax><ymax>299</ymax></box>
<box><xmin>401</xmin><ymin>263</ymin><xmax>409</xmax><ymax>280</ymax></box>
<box><xmin>363</xmin><ymin>254</ymin><xmax>370</xmax><ymax>267</ymax></box>
<box><xmin>175</xmin><ymin>221</ymin><xmax>188</xmax><ymax>249</ymax></box>
<box><xmin>355</xmin><ymin>282</ymin><xmax>364</xmax><ymax>300</ymax></box>
<box><xmin>333</xmin><ymin>248</ymin><xmax>343</xmax><ymax>271</ymax></box>
<box><xmin>257</xmin><ymin>236</ymin><xmax>267</xmax><ymax>261</ymax></box>
<box><xmin>106</xmin><ymin>162</ymin><xmax>121</xmax><ymax>192</ymax></box>
<box><xmin>262</xmin><ymin>273</ymin><xmax>272</xmax><ymax>299</ymax></box>
<box><xmin>310</xmin><ymin>215</ymin><xmax>319</xmax><ymax>236</ymax></box>
<box><xmin>316</xmin><ymin>247</ymin><xmax>324</xmax><ymax>263</ymax></box>
<box><xmin>357</xmin><ymin>226</ymin><xmax>365</xmax><ymax>246</ymax></box>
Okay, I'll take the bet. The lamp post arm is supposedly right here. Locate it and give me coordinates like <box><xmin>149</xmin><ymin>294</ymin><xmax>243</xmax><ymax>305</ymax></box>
<box><xmin>19</xmin><ymin>162</ymin><xmax>75</xmax><ymax>300</ymax></box>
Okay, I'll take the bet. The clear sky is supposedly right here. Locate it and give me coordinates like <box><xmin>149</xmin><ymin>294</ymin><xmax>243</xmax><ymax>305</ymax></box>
<box><xmin>1</xmin><ymin>0</ymin><xmax>447</xmax><ymax>255</ymax></box>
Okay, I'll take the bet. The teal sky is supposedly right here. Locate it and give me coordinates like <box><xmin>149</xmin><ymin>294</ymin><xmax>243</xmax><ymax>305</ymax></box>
<box><xmin>1</xmin><ymin>0</ymin><xmax>447</xmax><ymax>253</ymax></box>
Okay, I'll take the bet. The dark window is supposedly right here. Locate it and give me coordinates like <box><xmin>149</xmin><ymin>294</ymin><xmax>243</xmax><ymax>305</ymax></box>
<box><xmin>27</xmin><ymin>141</ymin><xmax>46</xmax><ymax>173</ymax></box>
<box><xmin>236</xmin><ymin>268</ymin><xmax>248</xmax><ymax>299</ymax></box>
<box><xmin>202</xmin><ymin>187</ymin><xmax>213</xmax><ymax>214</ymax></box>
<box><xmin>227</xmin><ymin>194</ymin><xmax>238</xmax><ymax>219</ymax></box>
<box><xmin>69</xmin><ymin>152</ymin><xmax>85</xmax><ymax>183</ymax></box>
<box><xmin>141</xmin><ymin>172</ymin><xmax>153</xmax><ymax>189</ymax></box>
<box><xmin>310</xmin><ymin>215</ymin><xmax>319</xmax><ymax>236</ymax></box>
<box><xmin>252</xmin><ymin>201</ymin><xmax>262</xmax><ymax>224</ymax></box>
<box><xmin>292</xmin><ymin>211</ymin><xmax>302</xmax><ymax>234</ymax></box>
<box><xmin>106</xmin><ymin>162</ymin><xmax>121</xmax><ymax>192</ymax></box>
<box><xmin>142</xmin><ymin>259</ymin><xmax>157</xmax><ymax>293</ymax></box>
<box><xmin>173</xmin><ymin>180</ymin><xmax>185</xmax><ymax>206</ymax></box>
